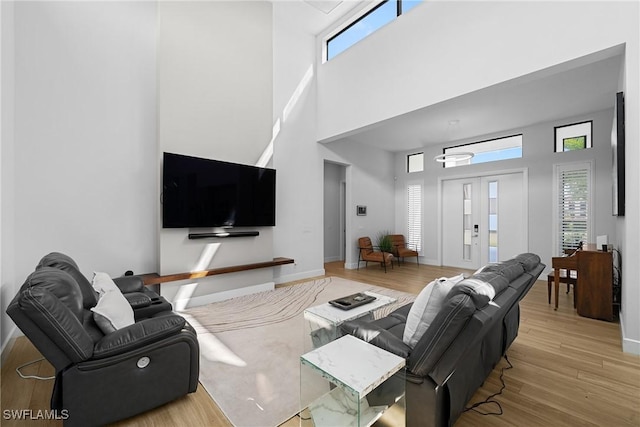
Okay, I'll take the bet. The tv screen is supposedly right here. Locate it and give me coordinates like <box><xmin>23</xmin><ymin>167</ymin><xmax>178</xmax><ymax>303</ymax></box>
<box><xmin>162</xmin><ymin>152</ymin><xmax>276</xmax><ymax>228</ymax></box>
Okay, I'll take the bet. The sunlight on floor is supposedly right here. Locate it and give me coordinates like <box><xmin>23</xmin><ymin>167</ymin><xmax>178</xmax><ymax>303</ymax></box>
<box><xmin>180</xmin><ymin>313</ymin><xmax>247</xmax><ymax>367</ymax></box>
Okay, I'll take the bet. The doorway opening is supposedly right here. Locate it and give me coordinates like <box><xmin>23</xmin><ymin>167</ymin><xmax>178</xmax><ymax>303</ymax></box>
<box><xmin>323</xmin><ymin>161</ymin><xmax>347</xmax><ymax>263</ymax></box>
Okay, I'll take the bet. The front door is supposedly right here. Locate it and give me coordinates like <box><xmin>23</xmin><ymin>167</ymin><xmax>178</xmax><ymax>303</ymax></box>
<box><xmin>441</xmin><ymin>172</ymin><xmax>527</xmax><ymax>269</ymax></box>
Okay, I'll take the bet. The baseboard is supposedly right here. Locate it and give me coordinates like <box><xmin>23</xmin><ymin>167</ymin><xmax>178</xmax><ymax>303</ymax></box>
<box><xmin>620</xmin><ymin>312</ymin><xmax>640</xmax><ymax>355</ymax></box>
<box><xmin>324</xmin><ymin>256</ymin><xmax>341</xmax><ymax>263</ymax></box>
<box><xmin>274</xmin><ymin>269</ymin><xmax>325</xmax><ymax>285</ymax></box>
<box><xmin>174</xmin><ymin>282</ymin><xmax>275</xmax><ymax>310</ymax></box>
<box><xmin>422</xmin><ymin>257</ymin><xmax>438</xmax><ymax>266</ymax></box>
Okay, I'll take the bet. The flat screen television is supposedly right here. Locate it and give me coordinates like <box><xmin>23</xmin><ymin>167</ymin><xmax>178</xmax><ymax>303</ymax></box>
<box><xmin>162</xmin><ymin>152</ymin><xmax>276</xmax><ymax>228</ymax></box>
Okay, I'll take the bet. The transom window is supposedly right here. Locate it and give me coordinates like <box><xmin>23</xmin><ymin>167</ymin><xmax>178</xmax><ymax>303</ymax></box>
<box><xmin>407</xmin><ymin>152</ymin><xmax>424</xmax><ymax>173</ymax></box>
<box><xmin>326</xmin><ymin>0</ymin><xmax>423</xmax><ymax>61</ymax></box>
<box><xmin>554</xmin><ymin>121</ymin><xmax>592</xmax><ymax>152</ymax></box>
<box><xmin>442</xmin><ymin>134</ymin><xmax>523</xmax><ymax>168</ymax></box>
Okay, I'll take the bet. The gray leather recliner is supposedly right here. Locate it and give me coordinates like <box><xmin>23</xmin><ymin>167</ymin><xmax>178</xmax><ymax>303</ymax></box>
<box><xmin>6</xmin><ymin>254</ymin><xmax>199</xmax><ymax>426</ymax></box>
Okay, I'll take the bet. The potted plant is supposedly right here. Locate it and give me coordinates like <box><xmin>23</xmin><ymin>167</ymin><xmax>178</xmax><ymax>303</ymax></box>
<box><xmin>376</xmin><ymin>230</ymin><xmax>393</xmax><ymax>254</ymax></box>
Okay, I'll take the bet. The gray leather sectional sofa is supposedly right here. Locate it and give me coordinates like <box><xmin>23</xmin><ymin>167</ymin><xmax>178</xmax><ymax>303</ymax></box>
<box><xmin>341</xmin><ymin>253</ymin><xmax>545</xmax><ymax>427</ymax></box>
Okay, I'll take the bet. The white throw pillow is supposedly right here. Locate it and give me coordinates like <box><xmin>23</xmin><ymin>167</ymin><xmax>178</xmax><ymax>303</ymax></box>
<box><xmin>91</xmin><ymin>272</ymin><xmax>134</xmax><ymax>334</ymax></box>
<box><xmin>92</xmin><ymin>271</ymin><xmax>120</xmax><ymax>297</ymax></box>
<box><xmin>403</xmin><ymin>274</ymin><xmax>465</xmax><ymax>348</ymax></box>
<box><xmin>91</xmin><ymin>289</ymin><xmax>135</xmax><ymax>334</ymax></box>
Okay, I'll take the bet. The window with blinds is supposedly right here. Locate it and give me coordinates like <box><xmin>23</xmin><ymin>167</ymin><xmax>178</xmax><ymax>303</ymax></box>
<box><xmin>407</xmin><ymin>184</ymin><xmax>422</xmax><ymax>253</ymax></box>
<box><xmin>555</xmin><ymin>162</ymin><xmax>592</xmax><ymax>254</ymax></box>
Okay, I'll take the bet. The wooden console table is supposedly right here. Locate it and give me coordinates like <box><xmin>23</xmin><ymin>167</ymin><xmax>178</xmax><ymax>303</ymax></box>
<box><xmin>551</xmin><ymin>244</ymin><xmax>614</xmax><ymax>321</ymax></box>
<box><xmin>139</xmin><ymin>257</ymin><xmax>294</xmax><ymax>290</ymax></box>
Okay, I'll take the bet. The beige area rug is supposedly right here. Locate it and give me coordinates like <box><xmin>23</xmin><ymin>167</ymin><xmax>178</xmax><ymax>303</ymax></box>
<box><xmin>181</xmin><ymin>277</ymin><xmax>416</xmax><ymax>427</ymax></box>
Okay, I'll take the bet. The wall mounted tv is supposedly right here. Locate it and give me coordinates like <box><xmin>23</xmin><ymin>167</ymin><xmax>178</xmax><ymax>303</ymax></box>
<box><xmin>162</xmin><ymin>152</ymin><xmax>276</xmax><ymax>228</ymax></box>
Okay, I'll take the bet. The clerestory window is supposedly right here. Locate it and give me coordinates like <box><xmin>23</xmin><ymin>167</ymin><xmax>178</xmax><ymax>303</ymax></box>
<box><xmin>554</xmin><ymin>121</ymin><xmax>592</xmax><ymax>152</ymax></box>
<box><xmin>441</xmin><ymin>134</ymin><xmax>523</xmax><ymax>168</ymax></box>
<box><xmin>326</xmin><ymin>0</ymin><xmax>423</xmax><ymax>61</ymax></box>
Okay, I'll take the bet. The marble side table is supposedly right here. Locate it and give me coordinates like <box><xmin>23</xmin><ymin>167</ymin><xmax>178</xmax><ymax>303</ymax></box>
<box><xmin>303</xmin><ymin>291</ymin><xmax>396</xmax><ymax>351</ymax></box>
<box><xmin>300</xmin><ymin>334</ymin><xmax>406</xmax><ymax>427</ymax></box>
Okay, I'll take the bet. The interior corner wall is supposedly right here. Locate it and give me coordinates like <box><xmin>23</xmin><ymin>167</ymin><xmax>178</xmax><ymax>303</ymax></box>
<box><xmin>157</xmin><ymin>1</ymin><xmax>275</xmax><ymax>302</ymax></box>
<box><xmin>271</xmin><ymin>3</ymin><xmax>325</xmax><ymax>283</ymax></box>
<box><xmin>9</xmin><ymin>2</ymin><xmax>158</xmax><ymax>305</ymax></box>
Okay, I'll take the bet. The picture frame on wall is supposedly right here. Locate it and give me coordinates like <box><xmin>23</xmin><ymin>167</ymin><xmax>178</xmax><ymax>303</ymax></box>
<box><xmin>356</xmin><ymin>205</ymin><xmax>367</xmax><ymax>216</ymax></box>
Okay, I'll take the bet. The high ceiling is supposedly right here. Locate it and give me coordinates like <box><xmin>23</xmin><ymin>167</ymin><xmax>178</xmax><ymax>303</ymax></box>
<box><xmin>285</xmin><ymin>0</ymin><xmax>623</xmax><ymax>153</ymax></box>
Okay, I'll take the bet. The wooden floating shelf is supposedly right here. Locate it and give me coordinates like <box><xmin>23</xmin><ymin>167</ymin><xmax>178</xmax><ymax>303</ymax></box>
<box><xmin>139</xmin><ymin>257</ymin><xmax>294</xmax><ymax>286</ymax></box>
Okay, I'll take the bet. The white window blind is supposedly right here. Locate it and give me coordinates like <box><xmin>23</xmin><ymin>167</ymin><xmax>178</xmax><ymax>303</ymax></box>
<box><xmin>407</xmin><ymin>184</ymin><xmax>422</xmax><ymax>253</ymax></box>
<box><xmin>556</xmin><ymin>164</ymin><xmax>591</xmax><ymax>254</ymax></box>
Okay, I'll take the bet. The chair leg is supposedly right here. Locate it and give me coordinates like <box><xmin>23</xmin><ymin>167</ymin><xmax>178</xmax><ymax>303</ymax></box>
<box><xmin>547</xmin><ymin>277</ymin><xmax>552</xmax><ymax>304</ymax></box>
<box><xmin>416</xmin><ymin>256</ymin><xmax>419</xmax><ymax>267</ymax></box>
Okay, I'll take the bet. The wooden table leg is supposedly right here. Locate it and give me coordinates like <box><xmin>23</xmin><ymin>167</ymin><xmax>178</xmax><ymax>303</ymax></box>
<box><xmin>554</xmin><ymin>269</ymin><xmax>560</xmax><ymax>310</ymax></box>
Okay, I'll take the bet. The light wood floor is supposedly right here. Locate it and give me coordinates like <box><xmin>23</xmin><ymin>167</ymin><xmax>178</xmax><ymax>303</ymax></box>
<box><xmin>2</xmin><ymin>261</ymin><xmax>639</xmax><ymax>426</ymax></box>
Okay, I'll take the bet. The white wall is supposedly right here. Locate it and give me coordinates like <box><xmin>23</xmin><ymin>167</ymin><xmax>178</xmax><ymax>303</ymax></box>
<box><xmin>1</xmin><ymin>0</ymin><xmax>16</xmax><ymax>356</ymax></box>
<box><xmin>1</xmin><ymin>2</ymin><xmax>158</xmax><ymax>353</ymax></box>
<box><xmin>317</xmin><ymin>1</ymin><xmax>639</xmax><ymax>353</ymax></box>
<box><xmin>157</xmin><ymin>1</ymin><xmax>274</xmax><ymax>303</ymax></box>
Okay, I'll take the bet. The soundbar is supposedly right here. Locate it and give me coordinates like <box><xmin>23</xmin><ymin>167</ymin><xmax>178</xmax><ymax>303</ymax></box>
<box><xmin>188</xmin><ymin>231</ymin><xmax>260</xmax><ymax>239</ymax></box>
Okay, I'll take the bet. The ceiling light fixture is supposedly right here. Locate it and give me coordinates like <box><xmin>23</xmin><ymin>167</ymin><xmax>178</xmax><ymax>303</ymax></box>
<box><xmin>433</xmin><ymin>152</ymin><xmax>475</xmax><ymax>163</ymax></box>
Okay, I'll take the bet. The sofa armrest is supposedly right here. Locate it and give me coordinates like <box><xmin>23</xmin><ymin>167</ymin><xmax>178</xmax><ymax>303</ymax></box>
<box><xmin>123</xmin><ymin>292</ymin><xmax>152</xmax><ymax>309</ymax></box>
<box><xmin>112</xmin><ymin>275</ymin><xmax>145</xmax><ymax>294</ymax></box>
<box><xmin>341</xmin><ymin>320</ymin><xmax>411</xmax><ymax>358</ymax></box>
<box><xmin>407</xmin><ymin>294</ymin><xmax>475</xmax><ymax>379</ymax></box>
<box><xmin>93</xmin><ymin>314</ymin><xmax>186</xmax><ymax>359</ymax></box>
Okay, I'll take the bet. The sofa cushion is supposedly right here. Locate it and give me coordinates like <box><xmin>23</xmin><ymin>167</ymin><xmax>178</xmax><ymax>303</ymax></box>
<box><xmin>403</xmin><ymin>274</ymin><xmax>464</xmax><ymax>348</ymax></box>
<box><xmin>13</xmin><ymin>268</ymin><xmax>94</xmax><ymax>362</ymax></box>
<box><xmin>36</xmin><ymin>252</ymin><xmax>98</xmax><ymax>309</ymax></box>
<box><xmin>481</xmin><ymin>259</ymin><xmax>525</xmax><ymax>282</ymax></box>
<box><xmin>514</xmin><ymin>253</ymin><xmax>542</xmax><ymax>272</ymax></box>
<box><xmin>447</xmin><ymin>272</ymin><xmax>509</xmax><ymax>309</ymax></box>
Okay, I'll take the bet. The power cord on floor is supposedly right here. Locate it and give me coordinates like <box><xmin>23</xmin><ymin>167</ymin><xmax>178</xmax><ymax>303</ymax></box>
<box><xmin>16</xmin><ymin>358</ymin><xmax>55</xmax><ymax>380</ymax></box>
<box><xmin>464</xmin><ymin>353</ymin><xmax>513</xmax><ymax>416</ymax></box>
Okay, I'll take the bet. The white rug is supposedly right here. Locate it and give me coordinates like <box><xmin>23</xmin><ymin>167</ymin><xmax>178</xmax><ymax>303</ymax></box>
<box><xmin>181</xmin><ymin>277</ymin><xmax>416</xmax><ymax>427</ymax></box>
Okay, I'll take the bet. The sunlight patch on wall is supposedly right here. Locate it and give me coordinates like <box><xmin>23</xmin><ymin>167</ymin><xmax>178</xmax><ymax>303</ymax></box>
<box><xmin>283</xmin><ymin>65</ymin><xmax>313</xmax><ymax>123</ymax></box>
<box><xmin>192</xmin><ymin>242</ymin><xmax>221</xmax><ymax>272</ymax></box>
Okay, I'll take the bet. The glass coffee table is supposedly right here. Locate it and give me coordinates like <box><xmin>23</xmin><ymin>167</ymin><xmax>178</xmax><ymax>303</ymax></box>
<box><xmin>303</xmin><ymin>291</ymin><xmax>396</xmax><ymax>351</ymax></box>
<box><xmin>300</xmin><ymin>334</ymin><xmax>406</xmax><ymax>427</ymax></box>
